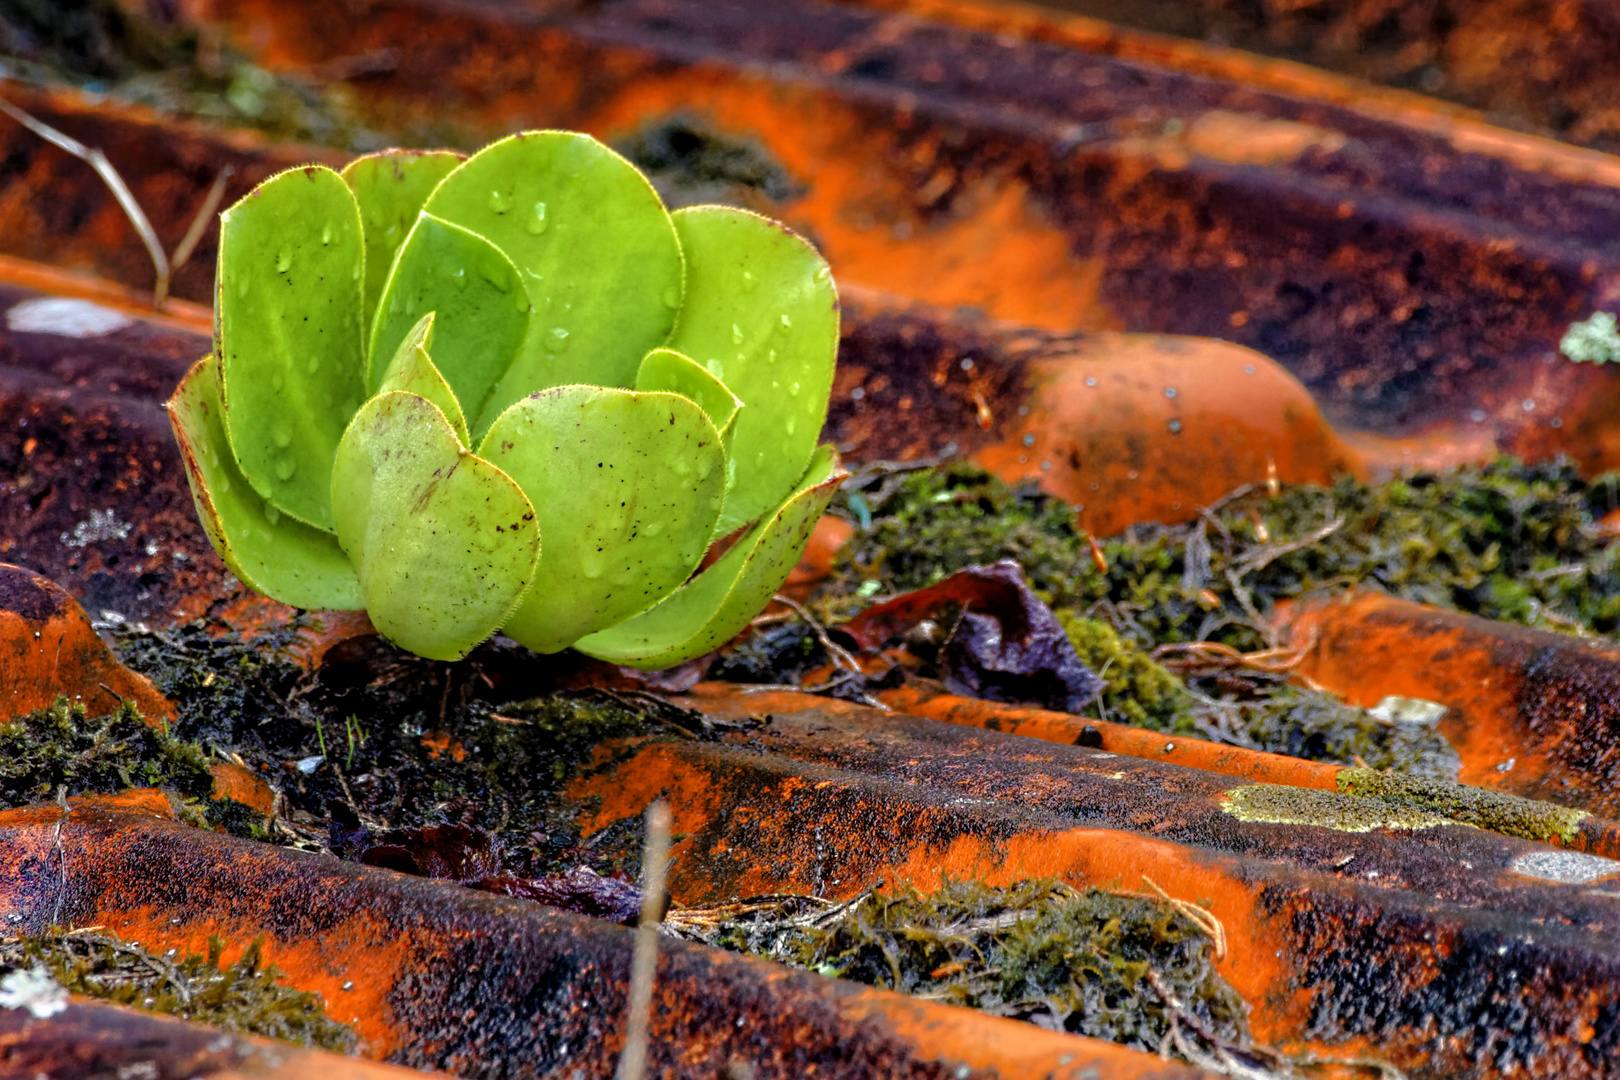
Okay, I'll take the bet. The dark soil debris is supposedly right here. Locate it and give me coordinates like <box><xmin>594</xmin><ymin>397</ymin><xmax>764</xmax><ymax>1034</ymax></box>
<box><xmin>111</xmin><ymin>621</ymin><xmax>662</xmax><ymax>888</ymax></box>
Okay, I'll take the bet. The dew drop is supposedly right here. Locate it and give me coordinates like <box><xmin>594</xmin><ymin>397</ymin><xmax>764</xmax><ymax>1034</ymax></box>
<box><xmin>731</xmin><ymin>323</ymin><xmax>745</xmax><ymax>344</ymax></box>
<box><xmin>784</xmin><ymin>418</ymin><xmax>797</xmax><ymax>436</ymax></box>
<box><xmin>479</xmin><ymin>264</ymin><xmax>510</xmax><ymax>292</ymax></box>
<box><xmin>706</xmin><ymin>359</ymin><xmax>725</xmax><ymax>380</ymax></box>
<box><xmin>451</xmin><ymin>267</ymin><xmax>468</xmax><ymax>289</ymax></box>
<box><xmin>236</xmin><ymin>274</ymin><xmax>251</xmax><ymax>297</ymax></box>
<box><xmin>274</xmin><ymin>457</ymin><xmax>297</xmax><ymax>480</ymax></box>
<box><xmin>644</xmin><ymin>520</ymin><xmax>665</xmax><ymax>537</ymax></box>
<box><xmin>352</xmin><ymin>264</ymin><xmax>360</xmax><ymax>280</ymax></box>
<box><xmin>1168</xmin><ymin>419</ymin><xmax>1183</xmax><ymax>434</ymax></box>
<box><xmin>514</xmin><ymin>291</ymin><xmax>530</xmax><ymax>313</ymax></box>
<box><xmin>488</xmin><ymin>189</ymin><xmax>511</xmax><ymax>214</ymax></box>
<box><xmin>581</xmin><ymin>549</ymin><xmax>606</xmax><ymax>579</ymax></box>
<box><xmin>662</xmin><ymin>284</ymin><xmax>681</xmax><ymax>309</ymax></box>
<box><xmin>271</xmin><ymin>372</ymin><xmax>285</xmax><ymax>392</ymax></box>
<box><xmin>695</xmin><ymin>456</ymin><xmax>714</xmax><ymax>481</ymax></box>
<box><xmin>272</xmin><ymin>423</ymin><xmax>293</xmax><ymax>448</ymax></box>
<box><xmin>526</xmin><ymin>202</ymin><xmax>549</xmax><ymax>235</ymax></box>
<box><xmin>790</xmin><ymin>381</ymin><xmax>802</xmax><ymax>396</ymax></box>
<box><xmin>544</xmin><ymin>326</ymin><xmax>570</xmax><ymax>353</ymax></box>
<box><xmin>276</xmin><ymin>250</ymin><xmax>291</xmax><ymax>274</ymax></box>
<box><xmin>780</xmin><ymin>313</ymin><xmax>793</xmax><ymax>330</ymax></box>
<box><xmin>307</xmin><ymin>357</ymin><xmax>320</xmax><ymax>375</ymax></box>
<box><xmin>218</xmin><ymin>475</ymin><xmax>231</xmax><ymax>494</ymax></box>
<box><xmin>321</xmin><ymin>223</ymin><xmax>333</xmax><ymax>245</ymax></box>
<box><xmin>264</xmin><ymin>501</ymin><xmax>281</xmax><ymax>525</ymax></box>
<box><xmin>742</xmin><ymin>271</ymin><xmax>758</xmax><ymax>292</ymax></box>
<box><xmin>814</xmin><ymin>266</ymin><xmax>831</xmax><ymax>283</ymax></box>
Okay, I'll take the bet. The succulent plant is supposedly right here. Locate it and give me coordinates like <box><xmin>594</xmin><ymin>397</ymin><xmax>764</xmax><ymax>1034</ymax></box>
<box><xmin>167</xmin><ymin>132</ymin><xmax>843</xmax><ymax>665</ymax></box>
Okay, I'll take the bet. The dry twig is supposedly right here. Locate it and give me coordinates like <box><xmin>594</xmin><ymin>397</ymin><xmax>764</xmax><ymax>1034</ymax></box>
<box><xmin>0</xmin><ymin>97</ymin><xmax>232</xmax><ymax>310</ymax></box>
<box><xmin>614</xmin><ymin>801</ymin><xmax>671</xmax><ymax>1080</ymax></box>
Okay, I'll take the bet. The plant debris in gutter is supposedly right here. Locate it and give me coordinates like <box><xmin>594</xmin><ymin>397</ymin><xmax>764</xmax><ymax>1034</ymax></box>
<box><xmin>671</xmin><ymin>878</ymin><xmax>1265</xmax><ymax>1066</ymax></box>
<box><xmin>738</xmin><ymin>456</ymin><xmax>1620</xmax><ymax>776</ymax></box>
<box><xmin>0</xmin><ymin>928</ymin><xmax>358</xmax><ymax>1052</ymax></box>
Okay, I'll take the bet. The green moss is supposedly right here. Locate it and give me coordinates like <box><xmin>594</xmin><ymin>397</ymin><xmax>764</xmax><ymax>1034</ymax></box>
<box><xmin>1</xmin><ymin>930</ymin><xmax>357</xmax><ymax>1052</ymax></box>
<box><xmin>1056</xmin><ymin>611</ymin><xmax>1194</xmax><ymax>731</ymax></box>
<box><xmin>832</xmin><ymin>458</ymin><xmax>1620</xmax><ymax>644</ymax></box>
<box><xmin>1337</xmin><ymin>768</ymin><xmax>1590</xmax><ymax>843</ymax></box>
<box><xmin>0</xmin><ymin>697</ymin><xmax>213</xmax><ymax>808</ymax></box>
<box><xmin>1223</xmin><ymin>784</ymin><xmax>1453</xmax><ymax>832</ymax></box>
<box><xmin>687</xmin><ymin>879</ymin><xmax>1249</xmax><ymax>1055</ymax></box>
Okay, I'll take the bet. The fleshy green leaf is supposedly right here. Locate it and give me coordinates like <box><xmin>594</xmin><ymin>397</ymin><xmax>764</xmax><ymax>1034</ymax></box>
<box><xmin>423</xmin><ymin>131</ymin><xmax>684</xmax><ymax>430</ymax></box>
<box><xmin>368</xmin><ymin>212</ymin><xmax>530</xmax><ymax>433</ymax></box>
<box><xmin>330</xmin><ymin>391</ymin><xmax>539</xmax><ymax>660</ymax></box>
<box><xmin>217</xmin><ymin>165</ymin><xmax>366</xmax><ymax>531</ymax></box>
<box><xmin>341</xmin><ymin>149</ymin><xmax>464</xmax><ymax>340</ymax></box>
<box><xmin>635</xmin><ymin>347</ymin><xmax>742</xmax><ymax>448</ymax></box>
<box><xmin>167</xmin><ymin>354</ymin><xmax>362</xmax><ymax>611</ymax></box>
<box><xmin>575</xmin><ymin>445</ymin><xmax>844</xmax><ymax>669</ymax></box>
<box><xmin>375</xmin><ymin>312</ymin><xmax>469</xmax><ymax>447</ymax></box>
<box><xmin>481</xmin><ymin>386</ymin><xmax>727</xmax><ymax>653</ymax></box>
<box><xmin>664</xmin><ymin>205</ymin><xmax>837</xmax><ymax>535</ymax></box>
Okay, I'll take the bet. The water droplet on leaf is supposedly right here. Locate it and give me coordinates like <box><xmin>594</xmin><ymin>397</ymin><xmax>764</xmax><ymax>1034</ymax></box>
<box><xmin>321</xmin><ymin>223</ymin><xmax>333</xmax><ymax>245</ymax></box>
<box><xmin>814</xmin><ymin>266</ymin><xmax>831</xmax><ymax>283</ymax></box>
<box><xmin>780</xmin><ymin>313</ymin><xmax>792</xmax><ymax>330</ymax></box>
<box><xmin>479</xmin><ymin>264</ymin><xmax>510</xmax><ymax>292</ymax></box>
<box><xmin>264</xmin><ymin>501</ymin><xmax>281</xmax><ymax>525</ymax></box>
<box><xmin>706</xmin><ymin>359</ymin><xmax>724</xmax><ymax>380</ymax></box>
<box><xmin>790</xmin><ymin>381</ymin><xmax>802</xmax><ymax>396</ymax></box>
<box><xmin>544</xmin><ymin>327</ymin><xmax>570</xmax><ymax>353</ymax></box>
<box><xmin>271</xmin><ymin>372</ymin><xmax>285</xmax><ymax>392</ymax></box>
<box><xmin>236</xmin><ymin>274</ymin><xmax>250</xmax><ymax>297</ymax></box>
<box><xmin>274</xmin><ymin>457</ymin><xmax>297</xmax><ymax>480</ymax></box>
<box><xmin>488</xmin><ymin>189</ymin><xmax>511</xmax><ymax>214</ymax></box>
<box><xmin>662</xmin><ymin>285</ymin><xmax>681</xmax><ymax>309</ymax></box>
<box><xmin>276</xmin><ymin>250</ymin><xmax>291</xmax><ymax>273</ymax></box>
<box><xmin>731</xmin><ymin>324</ymin><xmax>744</xmax><ymax>344</ymax></box>
<box><xmin>272</xmin><ymin>423</ymin><xmax>292</xmax><ymax>448</ymax></box>
<box><xmin>742</xmin><ymin>271</ymin><xmax>757</xmax><ymax>292</ymax></box>
<box><xmin>526</xmin><ymin>202</ymin><xmax>549</xmax><ymax>235</ymax></box>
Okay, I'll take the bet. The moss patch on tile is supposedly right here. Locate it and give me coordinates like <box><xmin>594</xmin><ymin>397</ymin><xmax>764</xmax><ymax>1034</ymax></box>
<box><xmin>0</xmin><ymin>697</ymin><xmax>213</xmax><ymax>809</ymax></box>
<box><xmin>0</xmin><ymin>930</ymin><xmax>357</xmax><ymax>1052</ymax></box>
<box><xmin>677</xmin><ymin>878</ymin><xmax>1250</xmax><ymax>1056</ymax></box>
<box><xmin>1337</xmin><ymin>768</ymin><xmax>1590</xmax><ymax>844</ymax></box>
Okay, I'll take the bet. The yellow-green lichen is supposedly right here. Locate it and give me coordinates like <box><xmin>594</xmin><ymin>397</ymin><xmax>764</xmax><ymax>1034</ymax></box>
<box><xmin>1336</xmin><ymin>768</ymin><xmax>1590</xmax><ymax>843</ymax></box>
<box><xmin>1223</xmin><ymin>784</ymin><xmax>1455</xmax><ymax>832</ymax></box>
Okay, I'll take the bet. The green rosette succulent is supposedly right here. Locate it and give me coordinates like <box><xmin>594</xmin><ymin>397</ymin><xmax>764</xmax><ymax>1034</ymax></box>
<box><xmin>166</xmin><ymin>132</ymin><xmax>843</xmax><ymax>665</ymax></box>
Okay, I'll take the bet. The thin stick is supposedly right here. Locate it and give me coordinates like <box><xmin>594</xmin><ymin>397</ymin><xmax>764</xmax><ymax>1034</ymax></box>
<box><xmin>0</xmin><ymin>98</ymin><xmax>171</xmax><ymax>308</ymax></box>
<box><xmin>168</xmin><ymin>166</ymin><xmax>234</xmax><ymax>282</ymax></box>
<box><xmin>615</xmin><ymin>800</ymin><xmax>671</xmax><ymax>1080</ymax></box>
